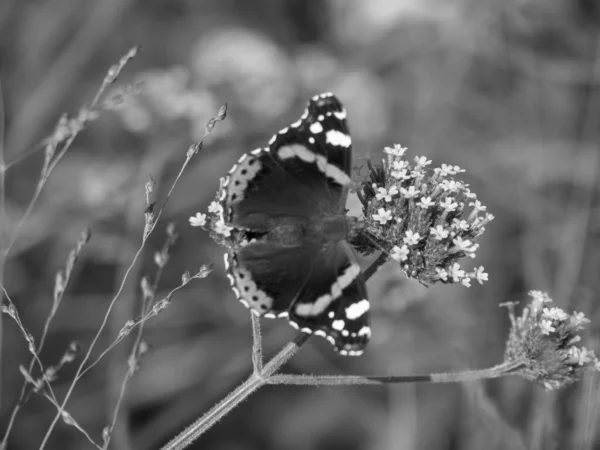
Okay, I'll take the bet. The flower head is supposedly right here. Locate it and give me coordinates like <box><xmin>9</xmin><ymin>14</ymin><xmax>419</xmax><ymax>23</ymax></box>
<box><xmin>354</xmin><ymin>144</ymin><xmax>493</xmax><ymax>286</ymax></box>
<box><xmin>189</xmin><ymin>212</ymin><xmax>207</xmax><ymax>227</ymax></box>
<box><xmin>503</xmin><ymin>291</ymin><xmax>600</xmax><ymax>391</ymax></box>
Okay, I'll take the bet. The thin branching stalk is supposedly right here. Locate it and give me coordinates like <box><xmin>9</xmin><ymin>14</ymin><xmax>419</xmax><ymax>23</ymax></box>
<box><xmin>102</xmin><ymin>227</ymin><xmax>178</xmax><ymax>449</ymax></box>
<box><xmin>38</xmin><ymin>107</ymin><xmax>226</xmax><ymax>450</ymax></box>
<box><xmin>4</xmin><ymin>47</ymin><xmax>138</xmax><ymax>260</ymax></box>
<box><xmin>0</xmin><ymin>229</ymin><xmax>89</xmax><ymax>447</ymax></box>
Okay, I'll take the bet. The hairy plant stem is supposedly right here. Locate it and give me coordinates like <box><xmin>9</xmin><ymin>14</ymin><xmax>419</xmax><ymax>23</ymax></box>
<box><xmin>161</xmin><ymin>334</ymin><xmax>310</xmax><ymax>450</ymax></box>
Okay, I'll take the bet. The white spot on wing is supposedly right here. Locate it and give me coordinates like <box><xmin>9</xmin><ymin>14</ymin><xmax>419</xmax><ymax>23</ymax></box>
<box><xmin>333</xmin><ymin>109</ymin><xmax>347</xmax><ymax>120</ymax></box>
<box><xmin>315</xmin><ymin>330</ymin><xmax>326</xmax><ymax>337</ymax></box>
<box><xmin>308</xmin><ymin>137</ymin><xmax>315</xmax><ymax>144</ymax></box>
<box><xmin>278</xmin><ymin>146</ymin><xmax>295</xmax><ymax>159</ymax></box>
<box><xmin>325</xmin><ymin>129</ymin><xmax>351</xmax><ymax>148</ymax></box>
<box><xmin>358</xmin><ymin>326</ymin><xmax>371</xmax><ymax>337</ymax></box>
<box><xmin>268</xmin><ymin>135</ymin><xmax>276</xmax><ymax>145</ymax></box>
<box><xmin>309</xmin><ymin>122</ymin><xmax>323</xmax><ymax>134</ymax></box>
<box><xmin>332</xmin><ymin>320</ymin><xmax>345</xmax><ymax>331</ymax></box>
<box><xmin>345</xmin><ymin>299</ymin><xmax>370</xmax><ymax>320</ymax></box>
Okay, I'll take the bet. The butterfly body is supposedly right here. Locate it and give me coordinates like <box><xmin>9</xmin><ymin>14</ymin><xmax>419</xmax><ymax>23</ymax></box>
<box><xmin>220</xmin><ymin>93</ymin><xmax>371</xmax><ymax>355</ymax></box>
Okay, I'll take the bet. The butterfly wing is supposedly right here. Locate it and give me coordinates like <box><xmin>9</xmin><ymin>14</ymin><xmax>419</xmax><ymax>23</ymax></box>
<box><xmin>221</xmin><ymin>93</ymin><xmax>352</xmax><ymax>230</ymax></box>
<box><xmin>289</xmin><ymin>241</ymin><xmax>370</xmax><ymax>355</ymax></box>
<box><xmin>224</xmin><ymin>241</ymin><xmax>319</xmax><ymax>317</ymax></box>
<box><xmin>220</xmin><ymin>93</ymin><xmax>369</xmax><ymax>355</ymax></box>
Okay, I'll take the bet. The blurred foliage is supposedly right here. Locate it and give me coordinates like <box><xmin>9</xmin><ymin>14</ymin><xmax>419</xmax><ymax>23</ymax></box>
<box><xmin>0</xmin><ymin>0</ymin><xmax>600</xmax><ymax>449</ymax></box>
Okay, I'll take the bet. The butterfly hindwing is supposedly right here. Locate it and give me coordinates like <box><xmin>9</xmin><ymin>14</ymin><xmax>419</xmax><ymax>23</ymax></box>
<box><xmin>225</xmin><ymin>241</ymin><xmax>320</xmax><ymax>317</ymax></box>
<box><xmin>289</xmin><ymin>241</ymin><xmax>370</xmax><ymax>355</ymax></box>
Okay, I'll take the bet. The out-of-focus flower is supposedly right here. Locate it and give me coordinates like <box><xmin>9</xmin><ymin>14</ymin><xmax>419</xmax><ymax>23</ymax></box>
<box><xmin>503</xmin><ymin>291</ymin><xmax>600</xmax><ymax>391</ymax></box>
<box><xmin>353</xmin><ymin>144</ymin><xmax>493</xmax><ymax>287</ymax></box>
<box><xmin>192</xmin><ymin>27</ymin><xmax>294</xmax><ymax>120</ymax></box>
<box><xmin>110</xmin><ymin>66</ymin><xmax>225</xmax><ymax>140</ymax></box>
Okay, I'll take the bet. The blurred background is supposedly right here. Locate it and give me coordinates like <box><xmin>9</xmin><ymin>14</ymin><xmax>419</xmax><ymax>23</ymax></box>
<box><xmin>1</xmin><ymin>0</ymin><xmax>600</xmax><ymax>449</ymax></box>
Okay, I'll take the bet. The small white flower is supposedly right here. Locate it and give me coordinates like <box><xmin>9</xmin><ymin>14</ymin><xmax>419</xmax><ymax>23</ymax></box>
<box><xmin>430</xmin><ymin>225</ymin><xmax>449</xmax><ymax>240</ymax></box>
<box><xmin>391</xmin><ymin>244</ymin><xmax>409</xmax><ymax>262</ymax></box>
<box><xmin>189</xmin><ymin>212</ymin><xmax>207</xmax><ymax>227</ymax></box>
<box><xmin>435</xmin><ymin>164</ymin><xmax>454</xmax><ymax>177</ymax></box>
<box><xmin>384</xmin><ymin>144</ymin><xmax>407</xmax><ymax>157</ymax></box>
<box><xmin>539</xmin><ymin>319</ymin><xmax>555</xmax><ymax>335</ymax></box>
<box><xmin>571</xmin><ymin>311</ymin><xmax>590</xmax><ymax>329</ymax></box>
<box><xmin>400</xmin><ymin>185</ymin><xmax>419</xmax><ymax>198</ymax></box>
<box><xmin>464</xmin><ymin>190</ymin><xmax>477</xmax><ymax>199</ymax></box>
<box><xmin>391</xmin><ymin>168</ymin><xmax>411</xmax><ymax>180</ymax></box>
<box><xmin>376</xmin><ymin>185</ymin><xmax>398</xmax><ymax>202</ymax></box>
<box><xmin>214</xmin><ymin>219</ymin><xmax>232</xmax><ymax>237</ymax></box>
<box><xmin>576</xmin><ymin>347</ymin><xmax>595</xmax><ymax>366</ymax></box>
<box><xmin>542</xmin><ymin>307</ymin><xmax>568</xmax><ymax>322</ymax></box>
<box><xmin>529</xmin><ymin>290</ymin><xmax>552</xmax><ymax>303</ymax></box>
<box><xmin>469</xmin><ymin>200</ymin><xmax>487</xmax><ymax>212</ymax></box>
<box><xmin>403</xmin><ymin>230</ymin><xmax>421</xmax><ymax>246</ymax></box>
<box><xmin>414</xmin><ymin>156</ymin><xmax>431</xmax><ymax>166</ymax></box>
<box><xmin>416</xmin><ymin>196</ymin><xmax>435</xmax><ymax>208</ymax></box>
<box><xmin>452</xmin><ymin>237</ymin><xmax>475</xmax><ymax>253</ymax></box>
<box><xmin>373</xmin><ymin>208</ymin><xmax>392</xmax><ymax>224</ymax></box>
<box><xmin>467</xmin><ymin>243</ymin><xmax>479</xmax><ymax>258</ymax></box>
<box><xmin>473</xmin><ymin>266</ymin><xmax>488</xmax><ymax>284</ymax></box>
<box><xmin>453</xmin><ymin>165</ymin><xmax>465</xmax><ymax>174</ymax></box>
<box><xmin>392</xmin><ymin>160</ymin><xmax>408</xmax><ymax>171</ymax></box>
<box><xmin>452</xmin><ymin>219</ymin><xmax>470</xmax><ymax>231</ymax></box>
<box><xmin>440</xmin><ymin>197</ymin><xmax>458</xmax><ymax>212</ymax></box>
<box><xmin>449</xmin><ymin>263</ymin><xmax>465</xmax><ymax>281</ymax></box>
<box><xmin>436</xmin><ymin>267</ymin><xmax>448</xmax><ymax>281</ymax></box>
<box><xmin>461</xmin><ymin>277</ymin><xmax>472</xmax><ymax>287</ymax></box>
<box><xmin>388</xmin><ymin>185</ymin><xmax>399</xmax><ymax>197</ymax></box>
<box><xmin>441</xmin><ymin>180</ymin><xmax>461</xmax><ymax>192</ymax></box>
<box><xmin>208</xmin><ymin>201</ymin><xmax>222</xmax><ymax>214</ymax></box>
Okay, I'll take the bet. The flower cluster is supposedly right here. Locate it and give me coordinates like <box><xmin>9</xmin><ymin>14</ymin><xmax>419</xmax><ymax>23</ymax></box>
<box><xmin>503</xmin><ymin>291</ymin><xmax>600</xmax><ymax>390</ymax></box>
<box><xmin>189</xmin><ymin>187</ymin><xmax>235</xmax><ymax>249</ymax></box>
<box><xmin>354</xmin><ymin>144</ymin><xmax>493</xmax><ymax>286</ymax></box>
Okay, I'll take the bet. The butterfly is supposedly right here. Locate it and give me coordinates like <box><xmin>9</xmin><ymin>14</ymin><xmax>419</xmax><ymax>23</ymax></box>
<box><xmin>219</xmin><ymin>93</ymin><xmax>370</xmax><ymax>356</ymax></box>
